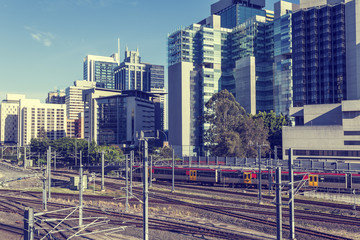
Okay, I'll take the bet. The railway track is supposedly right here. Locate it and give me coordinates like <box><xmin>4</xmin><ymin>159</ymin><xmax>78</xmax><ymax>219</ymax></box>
<box><xmin>146</xmin><ymin>192</ymin><xmax>353</xmax><ymax>240</ymax></box>
<box><xmin>155</xmin><ymin>182</ymin><xmax>359</xmax><ymax>210</ymax></box>
<box><xmin>1</xmin><ymin>188</ymin><xmax>360</xmax><ymax>228</ymax></box>
<box><xmin>0</xmin><ymin>194</ymin><xmax>263</xmax><ymax>239</ymax></box>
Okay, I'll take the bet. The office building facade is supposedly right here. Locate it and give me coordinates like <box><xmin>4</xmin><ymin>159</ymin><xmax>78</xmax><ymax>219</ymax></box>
<box><xmin>65</xmin><ymin>80</ymin><xmax>96</xmax><ymax>138</ymax></box>
<box><xmin>114</xmin><ymin>49</ymin><xmax>167</xmax><ymax>131</ymax></box>
<box><xmin>292</xmin><ymin>0</ymin><xmax>360</xmax><ymax>107</ymax></box>
<box><xmin>46</xmin><ymin>90</ymin><xmax>66</xmax><ymax>104</ymax></box>
<box><xmin>273</xmin><ymin>1</ymin><xmax>299</xmax><ymax>115</ymax></box>
<box><xmin>168</xmin><ymin>15</ymin><xmax>227</xmax><ymax>156</ymax></box>
<box><xmin>1</xmin><ymin>94</ymin><xmax>67</xmax><ymax>146</ymax></box>
<box><xmin>83</xmin><ymin>53</ymin><xmax>119</xmax><ymax>89</ymax></box>
<box><xmin>211</xmin><ymin>0</ymin><xmax>272</xmax><ymax>28</ymax></box>
<box><xmin>224</xmin><ymin>15</ymin><xmax>274</xmax><ymax>114</ymax></box>
<box><xmin>83</xmin><ymin>88</ymin><xmax>160</xmax><ymax>146</ymax></box>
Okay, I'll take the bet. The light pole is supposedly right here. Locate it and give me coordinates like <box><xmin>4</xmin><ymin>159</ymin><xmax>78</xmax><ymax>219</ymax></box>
<box><xmin>157</xmin><ymin>130</ymin><xmax>168</xmax><ymax>146</ymax></box>
<box><xmin>137</xmin><ymin>130</ymin><xmax>159</xmax><ymax>240</ymax></box>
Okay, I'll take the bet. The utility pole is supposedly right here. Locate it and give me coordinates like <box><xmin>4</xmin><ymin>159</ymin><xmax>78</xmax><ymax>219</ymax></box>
<box><xmin>354</xmin><ymin>189</ymin><xmax>357</xmax><ymax>216</ymax></box>
<box><xmin>24</xmin><ymin>146</ymin><xmax>27</xmax><ymax>169</ymax></box>
<box><xmin>130</xmin><ymin>150</ymin><xmax>133</xmax><ymax>196</ymax></box>
<box><xmin>42</xmin><ymin>168</ymin><xmax>47</xmax><ymax>211</ymax></box>
<box><xmin>149</xmin><ymin>155</ymin><xmax>153</xmax><ymax>188</ymax></box>
<box><xmin>74</xmin><ymin>141</ymin><xmax>77</xmax><ymax>167</ymax></box>
<box><xmin>79</xmin><ymin>151</ymin><xmax>83</xmax><ymax>227</ymax></box>
<box><xmin>137</xmin><ymin>130</ymin><xmax>159</xmax><ymax>240</ymax></box>
<box><xmin>54</xmin><ymin>151</ymin><xmax>56</xmax><ymax>171</ymax></box>
<box><xmin>288</xmin><ymin>148</ymin><xmax>295</xmax><ymax>240</ymax></box>
<box><xmin>47</xmin><ymin>147</ymin><xmax>51</xmax><ymax>199</ymax></box>
<box><xmin>258</xmin><ymin>144</ymin><xmax>262</xmax><ymax>204</ymax></box>
<box><xmin>17</xmin><ymin>143</ymin><xmax>20</xmax><ymax>162</ymax></box>
<box><xmin>101</xmin><ymin>151</ymin><xmax>105</xmax><ymax>191</ymax></box>
<box><xmin>142</xmin><ymin>138</ymin><xmax>149</xmax><ymax>240</ymax></box>
<box><xmin>276</xmin><ymin>167</ymin><xmax>282</xmax><ymax>240</ymax></box>
<box><xmin>172</xmin><ymin>148</ymin><xmax>175</xmax><ymax>193</ymax></box>
<box><xmin>24</xmin><ymin>207</ymin><xmax>34</xmax><ymax>240</ymax></box>
<box><xmin>87</xmin><ymin>138</ymin><xmax>90</xmax><ymax>166</ymax></box>
<box><xmin>125</xmin><ymin>154</ymin><xmax>129</xmax><ymax>212</ymax></box>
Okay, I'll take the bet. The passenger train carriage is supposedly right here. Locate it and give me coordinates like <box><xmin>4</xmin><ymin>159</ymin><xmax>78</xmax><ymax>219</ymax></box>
<box><xmin>132</xmin><ymin>166</ymin><xmax>360</xmax><ymax>190</ymax></box>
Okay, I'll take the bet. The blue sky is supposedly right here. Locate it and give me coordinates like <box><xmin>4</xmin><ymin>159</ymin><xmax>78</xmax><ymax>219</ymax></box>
<box><xmin>0</xmin><ymin>0</ymin><xmax>295</xmax><ymax>101</ymax></box>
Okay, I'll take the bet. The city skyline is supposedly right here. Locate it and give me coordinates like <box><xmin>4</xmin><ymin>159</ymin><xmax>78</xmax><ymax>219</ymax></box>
<box><xmin>0</xmin><ymin>0</ymin><xmax>294</xmax><ymax>101</ymax></box>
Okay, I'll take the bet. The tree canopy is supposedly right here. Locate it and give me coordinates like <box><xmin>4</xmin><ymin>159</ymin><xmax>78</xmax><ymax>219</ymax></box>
<box><xmin>30</xmin><ymin>137</ymin><xmax>123</xmax><ymax>166</ymax></box>
<box><xmin>252</xmin><ymin>111</ymin><xmax>291</xmax><ymax>152</ymax></box>
<box><xmin>204</xmin><ymin>90</ymin><xmax>269</xmax><ymax>157</ymax></box>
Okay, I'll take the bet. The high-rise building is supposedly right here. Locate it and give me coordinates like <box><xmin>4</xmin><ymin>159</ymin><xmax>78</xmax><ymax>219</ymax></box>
<box><xmin>273</xmin><ymin>1</ymin><xmax>299</xmax><ymax>115</ymax></box>
<box><xmin>114</xmin><ymin>49</ymin><xmax>167</xmax><ymax>131</ymax></box>
<box><xmin>168</xmin><ymin>15</ymin><xmax>228</xmax><ymax>156</ymax></box>
<box><xmin>83</xmin><ymin>53</ymin><xmax>119</xmax><ymax>89</ymax></box>
<box><xmin>146</xmin><ymin>64</ymin><xmax>165</xmax><ymax>89</ymax></box>
<box><xmin>114</xmin><ymin>49</ymin><xmax>148</xmax><ymax>91</ymax></box>
<box><xmin>46</xmin><ymin>90</ymin><xmax>66</xmax><ymax>104</ymax></box>
<box><xmin>292</xmin><ymin>0</ymin><xmax>360</xmax><ymax>106</ymax></box>
<box><xmin>224</xmin><ymin>15</ymin><xmax>274</xmax><ymax>114</ymax></box>
<box><xmin>168</xmin><ymin>0</ymin><xmax>294</xmax><ymax>156</ymax></box>
<box><xmin>211</xmin><ymin>0</ymin><xmax>272</xmax><ymax>28</ymax></box>
<box><xmin>1</xmin><ymin>95</ymin><xmax>67</xmax><ymax>146</ymax></box>
<box><xmin>0</xmin><ymin>94</ymin><xmax>25</xmax><ymax>145</ymax></box>
<box><xmin>83</xmin><ymin>88</ymin><xmax>161</xmax><ymax>146</ymax></box>
<box><xmin>65</xmin><ymin>80</ymin><xmax>96</xmax><ymax>138</ymax></box>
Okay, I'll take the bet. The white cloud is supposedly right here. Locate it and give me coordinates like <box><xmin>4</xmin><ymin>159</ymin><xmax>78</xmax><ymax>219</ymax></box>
<box><xmin>25</xmin><ymin>26</ymin><xmax>55</xmax><ymax>47</ymax></box>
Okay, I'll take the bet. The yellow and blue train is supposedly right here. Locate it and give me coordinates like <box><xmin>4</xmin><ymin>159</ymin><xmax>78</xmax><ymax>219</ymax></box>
<box><xmin>133</xmin><ymin>166</ymin><xmax>360</xmax><ymax>190</ymax></box>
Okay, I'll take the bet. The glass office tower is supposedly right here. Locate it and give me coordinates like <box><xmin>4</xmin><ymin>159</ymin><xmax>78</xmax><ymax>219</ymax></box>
<box><xmin>292</xmin><ymin>3</ymin><xmax>346</xmax><ymax>106</ymax></box>
<box><xmin>211</xmin><ymin>0</ymin><xmax>270</xmax><ymax>28</ymax></box>
<box><xmin>221</xmin><ymin>15</ymin><xmax>274</xmax><ymax>114</ymax></box>
<box><xmin>272</xmin><ymin>0</ymin><xmax>298</xmax><ymax>115</ymax></box>
<box><xmin>83</xmin><ymin>54</ymin><xmax>119</xmax><ymax>89</ymax></box>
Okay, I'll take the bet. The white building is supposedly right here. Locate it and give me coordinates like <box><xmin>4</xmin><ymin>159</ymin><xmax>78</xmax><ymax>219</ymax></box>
<box><xmin>0</xmin><ymin>94</ymin><xmax>25</xmax><ymax>144</ymax></box>
<box><xmin>1</xmin><ymin>94</ymin><xmax>67</xmax><ymax>146</ymax></box>
<box><xmin>18</xmin><ymin>98</ymin><xmax>66</xmax><ymax>146</ymax></box>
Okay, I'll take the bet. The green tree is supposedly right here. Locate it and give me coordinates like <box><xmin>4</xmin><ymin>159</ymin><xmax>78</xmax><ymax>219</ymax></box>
<box><xmin>30</xmin><ymin>138</ymin><xmax>50</xmax><ymax>156</ymax></box>
<box><xmin>95</xmin><ymin>145</ymin><xmax>123</xmax><ymax>163</ymax></box>
<box><xmin>253</xmin><ymin>111</ymin><xmax>291</xmax><ymax>151</ymax></box>
<box><xmin>158</xmin><ymin>146</ymin><xmax>174</xmax><ymax>158</ymax></box>
<box><xmin>204</xmin><ymin>90</ymin><xmax>269</xmax><ymax>157</ymax></box>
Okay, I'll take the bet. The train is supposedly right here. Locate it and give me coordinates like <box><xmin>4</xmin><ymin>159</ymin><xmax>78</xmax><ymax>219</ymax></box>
<box><xmin>132</xmin><ymin>165</ymin><xmax>360</xmax><ymax>190</ymax></box>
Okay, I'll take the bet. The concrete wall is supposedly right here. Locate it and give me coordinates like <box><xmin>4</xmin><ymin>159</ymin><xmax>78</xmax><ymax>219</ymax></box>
<box><xmin>234</xmin><ymin>56</ymin><xmax>256</xmax><ymax>114</ymax></box>
<box><xmin>283</xmin><ymin>125</ymin><xmax>345</xmax><ymax>154</ymax></box>
<box><xmin>303</xmin><ymin>104</ymin><xmax>342</xmax><ymax>126</ymax></box>
<box><xmin>168</xmin><ymin>62</ymin><xmax>195</xmax><ymax>156</ymax></box>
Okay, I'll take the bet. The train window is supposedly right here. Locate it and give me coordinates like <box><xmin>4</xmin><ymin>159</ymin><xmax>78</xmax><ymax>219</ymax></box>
<box><xmin>310</xmin><ymin>176</ymin><xmax>313</xmax><ymax>182</ymax></box>
<box><xmin>352</xmin><ymin>177</ymin><xmax>360</xmax><ymax>183</ymax></box>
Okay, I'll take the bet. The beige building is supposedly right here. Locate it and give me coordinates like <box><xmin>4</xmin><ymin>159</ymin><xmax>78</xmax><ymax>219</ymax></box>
<box><xmin>18</xmin><ymin>98</ymin><xmax>66</xmax><ymax>146</ymax></box>
<box><xmin>283</xmin><ymin>100</ymin><xmax>360</xmax><ymax>161</ymax></box>
<box><xmin>1</xmin><ymin>94</ymin><xmax>67</xmax><ymax>146</ymax></box>
<box><xmin>65</xmin><ymin>80</ymin><xmax>96</xmax><ymax>138</ymax></box>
